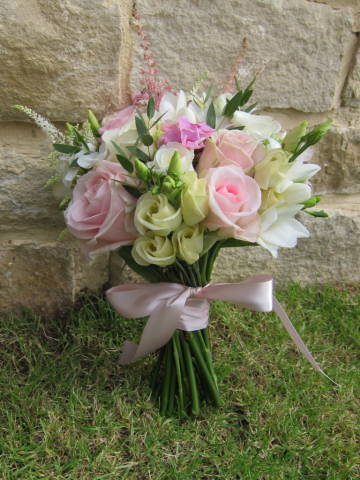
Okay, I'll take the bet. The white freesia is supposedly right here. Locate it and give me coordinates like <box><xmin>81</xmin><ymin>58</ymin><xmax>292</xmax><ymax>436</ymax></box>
<box><xmin>232</xmin><ymin>111</ymin><xmax>281</xmax><ymax>137</ymax></box>
<box><xmin>77</xmin><ymin>143</ymin><xmax>108</xmax><ymax>169</ymax></box>
<box><xmin>260</xmin><ymin>183</ymin><xmax>311</xmax><ymax>211</ymax></box>
<box><xmin>148</xmin><ymin>142</ymin><xmax>194</xmax><ymax>175</ymax></box>
<box><xmin>254</xmin><ymin>148</ymin><xmax>321</xmax><ymax>193</ymax></box>
<box><xmin>258</xmin><ymin>203</ymin><xmax>309</xmax><ymax>258</ymax></box>
<box><xmin>159</xmin><ymin>90</ymin><xmax>199</xmax><ymax>123</ymax></box>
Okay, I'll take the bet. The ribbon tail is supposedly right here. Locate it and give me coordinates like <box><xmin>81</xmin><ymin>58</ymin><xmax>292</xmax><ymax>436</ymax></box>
<box><xmin>272</xmin><ymin>296</ymin><xmax>340</xmax><ymax>387</ymax></box>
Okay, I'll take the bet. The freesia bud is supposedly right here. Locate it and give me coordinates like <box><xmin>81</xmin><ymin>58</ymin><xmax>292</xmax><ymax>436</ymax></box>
<box><xmin>88</xmin><ymin>110</ymin><xmax>100</xmax><ymax>138</ymax></box>
<box><xmin>283</xmin><ymin>121</ymin><xmax>308</xmax><ymax>153</ymax></box>
<box><xmin>303</xmin><ymin>119</ymin><xmax>333</xmax><ymax>146</ymax></box>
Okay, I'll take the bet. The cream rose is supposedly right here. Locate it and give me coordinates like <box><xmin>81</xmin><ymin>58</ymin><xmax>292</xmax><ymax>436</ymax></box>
<box><xmin>180</xmin><ymin>171</ymin><xmax>209</xmax><ymax>226</ymax></box>
<box><xmin>172</xmin><ymin>223</ymin><xmax>204</xmax><ymax>265</ymax></box>
<box><xmin>132</xmin><ymin>232</ymin><xmax>176</xmax><ymax>266</ymax></box>
<box><xmin>134</xmin><ymin>192</ymin><xmax>182</xmax><ymax>236</ymax></box>
<box><xmin>148</xmin><ymin>142</ymin><xmax>194</xmax><ymax>175</ymax></box>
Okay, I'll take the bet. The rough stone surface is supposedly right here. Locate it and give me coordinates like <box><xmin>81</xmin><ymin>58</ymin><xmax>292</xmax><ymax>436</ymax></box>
<box><xmin>0</xmin><ymin>122</ymin><xmax>66</xmax><ymax>231</ymax></box>
<box><xmin>309</xmin><ymin>0</ymin><xmax>360</xmax><ymax>31</ymax></box>
<box><xmin>111</xmin><ymin>194</ymin><xmax>360</xmax><ymax>289</ymax></box>
<box><xmin>131</xmin><ymin>0</ymin><xmax>354</xmax><ymax>112</ymax></box>
<box><xmin>342</xmin><ymin>38</ymin><xmax>360</xmax><ymax>108</ymax></box>
<box><xmin>0</xmin><ymin>0</ymin><xmax>123</xmax><ymax>122</ymax></box>
<box><xmin>0</xmin><ymin>232</ymin><xmax>109</xmax><ymax>318</ymax></box>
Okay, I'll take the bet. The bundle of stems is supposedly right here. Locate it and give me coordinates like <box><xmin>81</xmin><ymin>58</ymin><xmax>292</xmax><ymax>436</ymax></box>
<box><xmin>150</xmin><ymin>327</ymin><xmax>223</xmax><ymax>415</ymax></box>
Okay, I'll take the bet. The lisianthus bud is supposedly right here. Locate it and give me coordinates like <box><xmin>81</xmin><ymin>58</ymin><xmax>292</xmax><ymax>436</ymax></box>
<box><xmin>180</xmin><ymin>171</ymin><xmax>209</xmax><ymax>226</ymax></box>
<box><xmin>88</xmin><ymin>110</ymin><xmax>100</xmax><ymax>138</ymax></box>
<box><xmin>153</xmin><ymin>130</ymin><xmax>164</xmax><ymax>145</ymax></box>
<box><xmin>134</xmin><ymin>192</ymin><xmax>182</xmax><ymax>236</ymax></box>
<box><xmin>132</xmin><ymin>232</ymin><xmax>176</xmax><ymax>267</ymax></box>
<box><xmin>167</xmin><ymin>150</ymin><xmax>183</xmax><ymax>176</ymax></box>
<box><xmin>135</xmin><ymin>158</ymin><xmax>151</xmax><ymax>184</ymax></box>
<box><xmin>164</xmin><ymin>176</ymin><xmax>175</xmax><ymax>188</ymax></box>
<box><xmin>283</xmin><ymin>121</ymin><xmax>307</xmax><ymax>153</ymax></box>
<box><xmin>172</xmin><ymin>223</ymin><xmax>204</xmax><ymax>264</ymax></box>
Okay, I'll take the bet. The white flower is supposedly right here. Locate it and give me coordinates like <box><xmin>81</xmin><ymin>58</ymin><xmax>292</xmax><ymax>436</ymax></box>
<box><xmin>148</xmin><ymin>142</ymin><xmax>194</xmax><ymax>175</ymax></box>
<box><xmin>77</xmin><ymin>143</ymin><xmax>107</xmax><ymax>169</ymax></box>
<box><xmin>159</xmin><ymin>90</ymin><xmax>199</xmax><ymax>123</ymax></box>
<box><xmin>258</xmin><ymin>203</ymin><xmax>309</xmax><ymax>258</ymax></box>
<box><xmin>260</xmin><ymin>183</ymin><xmax>311</xmax><ymax>211</ymax></box>
<box><xmin>213</xmin><ymin>93</ymin><xmax>233</xmax><ymax>118</ymax></box>
<box><xmin>232</xmin><ymin>111</ymin><xmax>282</xmax><ymax>137</ymax></box>
<box><xmin>101</xmin><ymin>114</ymin><xmax>138</xmax><ymax>162</ymax></box>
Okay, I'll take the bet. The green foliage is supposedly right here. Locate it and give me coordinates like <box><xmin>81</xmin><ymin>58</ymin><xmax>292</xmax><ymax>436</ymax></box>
<box><xmin>206</xmin><ymin>102</ymin><xmax>216</xmax><ymax>129</ymax></box>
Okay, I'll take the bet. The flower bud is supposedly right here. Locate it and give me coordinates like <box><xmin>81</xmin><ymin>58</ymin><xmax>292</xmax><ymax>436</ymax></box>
<box><xmin>153</xmin><ymin>130</ymin><xmax>164</xmax><ymax>145</ymax></box>
<box><xmin>303</xmin><ymin>119</ymin><xmax>333</xmax><ymax>146</ymax></box>
<box><xmin>88</xmin><ymin>109</ymin><xmax>101</xmax><ymax>138</ymax></box>
<box><xmin>180</xmin><ymin>171</ymin><xmax>209</xmax><ymax>225</ymax></box>
<box><xmin>132</xmin><ymin>232</ymin><xmax>176</xmax><ymax>267</ymax></box>
<box><xmin>135</xmin><ymin>158</ymin><xmax>151</xmax><ymax>184</ymax></box>
<box><xmin>167</xmin><ymin>150</ymin><xmax>183</xmax><ymax>177</ymax></box>
<box><xmin>172</xmin><ymin>223</ymin><xmax>204</xmax><ymax>265</ymax></box>
<box><xmin>283</xmin><ymin>121</ymin><xmax>307</xmax><ymax>153</ymax></box>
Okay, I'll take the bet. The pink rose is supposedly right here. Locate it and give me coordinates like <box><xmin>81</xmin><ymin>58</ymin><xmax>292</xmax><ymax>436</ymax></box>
<box><xmin>64</xmin><ymin>160</ymin><xmax>138</xmax><ymax>263</ymax></box>
<box><xmin>202</xmin><ymin>165</ymin><xmax>262</xmax><ymax>242</ymax></box>
<box><xmin>98</xmin><ymin>106</ymin><xmax>136</xmax><ymax>135</ymax></box>
<box><xmin>159</xmin><ymin>116</ymin><xmax>215</xmax><ymax>150</ymax></box>
<box><xmin>197</xmin><ymin>129</ymin><xmax>260</xmax><ymax>173</ymax></box>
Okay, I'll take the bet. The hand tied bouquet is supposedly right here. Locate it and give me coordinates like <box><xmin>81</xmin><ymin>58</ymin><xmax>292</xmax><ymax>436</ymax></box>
<box><xmin>15</xmin><ymin>18</ymin><xmax>336</xmax><ymax>415</ymax></box>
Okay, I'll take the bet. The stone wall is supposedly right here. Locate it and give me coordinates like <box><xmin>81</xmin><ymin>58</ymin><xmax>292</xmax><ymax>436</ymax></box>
<box><xmin>1</xmin><ymin>0</ymin><xmax>359</xmax><ymax>317</ymax></box>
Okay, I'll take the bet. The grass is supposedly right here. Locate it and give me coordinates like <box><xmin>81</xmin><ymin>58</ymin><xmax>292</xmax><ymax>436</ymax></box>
<box><xmin>0</xmin><ymin>283</ymin><xmax>359</xmax><ymax>479</ymax></box>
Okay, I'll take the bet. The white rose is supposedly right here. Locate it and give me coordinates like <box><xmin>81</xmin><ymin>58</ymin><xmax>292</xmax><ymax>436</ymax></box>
<box><xmin>134</xmin><ymin>192</ymin><xmax>182</xmax><ymax>236</ymax></box>
<box><xmin>257</xmin><ymin>203</ymin><xmax>310</xmax><ymax>258</ymax></box>
<box><xmin>148</xmin><ymin>142</ymin><xmax>194</xmax><ymax>175</ymax></box>
<box><xmin>172</xmin><ymin>223</ymin><xmax>204</xmax><ymax>265</ymax></box>
<box><xmin>132</xmin><ymin>232</ymin><xmax>176</xmax><ymax>267</ymax></box>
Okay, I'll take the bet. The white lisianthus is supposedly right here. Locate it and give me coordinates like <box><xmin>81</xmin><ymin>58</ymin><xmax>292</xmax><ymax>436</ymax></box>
<box><xmin>258</xmin><ymin>203</ymin><xmax>310</xmax><ymax>258</ymax></box>
<box><xmin>254</xmin><ymin>148</ymin><xmax>320</xmax><ymax>194</ymax></box>
<box><xmin>132</xmin><ymin>232</ymin><xmax>176</xmax><ymax>267</ymax></box>
<box><xmin>134</xmin><ymin>192</ymin><xmax>182</xmax><ymax>236</ymax></box>
<box><xmin>148</xmin><ymin>142</ymin><xmax>194</xmax><ymax>175</ymax></box>
<box><xmin>232</xmin><ymin>111</ymin><xmax>282</xmax><ymax>137</ymax></box>
<box><xmin>172</xmin><ymin>223</ymin><xmax>204</xmax><ymax>265</ymax></box>
<box><xmin>180</xmin><ymin>171</ymin><xmax>209</xmax><ymax>225</ymax></box>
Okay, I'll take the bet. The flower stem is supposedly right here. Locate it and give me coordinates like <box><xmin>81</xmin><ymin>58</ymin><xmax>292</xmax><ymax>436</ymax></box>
<box><xmin>172</xmin><ymin>335</ymin><xmax>184</xmax><ymax>413</ymax></box>
<box><xmin>174</xmin><ymin>330</ymin><xmax>189</xmax><ymax>403</ymax></box>
<box><xmin>175</xmin><ymin>260</ymin><xmax>192</xmax><ymax>286</ymax></box>
<box><xmin>160</xmin><ymin>341</ymin><xmax>172</xmax><ymax>415</ymax></box>
<box><xmin>193</xmin><ymin>261</ymin><xmax>202</xmax><ymax>287</ymax></box>
<box><xmin>179</xmin><ymin>331</ymin><xmax>199</xmax><ymax>415</ymax></box>
<box><xmin>199</xmin><ymin>252</ymin><xmax>208</xmax><ymax>287</ymax></box>
<box><xmin>188</xmin><ymin>332</ymin><xmax>223</xmax><ymax>408</ymax></box>
<box><xmin>196</xmin><ymin>330</ymin><xmax>217</xmax><ymax>388</ymax></box>
<box><xmin>150</xmin><ymin>345</ymin><xmax>166</xmax><ymax>394</ymax></box>
<box><xmin>167</xmin><ymin>358</ymin><xmax>177</xmax><ymax>415</ymax></box>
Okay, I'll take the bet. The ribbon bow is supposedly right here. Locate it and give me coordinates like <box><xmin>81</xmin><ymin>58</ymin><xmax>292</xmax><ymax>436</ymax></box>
<box><xmin>106</xmin><ymin>275</ymin><xmax>338</xmax><ymax>386</ymax></box>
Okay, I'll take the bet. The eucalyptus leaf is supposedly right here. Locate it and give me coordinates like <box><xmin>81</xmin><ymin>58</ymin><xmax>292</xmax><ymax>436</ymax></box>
<box><xmin>244</xmin><ymin>76</ymin><xmax>256</xmax><ymax>94</ymax></box>
<box><xmin>149</xmin><ymin>110</ymin><xmax>168</xmax><ymax>130</ymax></box>
<box><xmin>234</xmin><ymin>75</ymin><xmax>241</xmax><ymax>92</ymax></box>
<box><xmin>127</xmin><ymin>137</ymin><xmax>140</xmax><ymax>161</ymax></box>
<box><xmin>117</xmin><ymin>247</ymin><xmax>163</xmax><ymax>283</ymax></box>
<box><xmin>116</xmin><ymin>154</ymin><xmax>134</xmax><ymax>173</ymax></box>
<box><xmin>240</xmin><ymin>89</ymin><xmax>253</xmax><ymax>107</ymax></box>
<box><xmin>223</xmin><ymin>90</ymin><xmax>243</xmax><ymax>118</ymax></box>
<box><xmin>111</xmin><ymin>141</ymin><xmax>127</xmax><ymax>158</ymax></box>
<box><xmin>219</xmin><ymin>239</ymin><xmax>255</xmax><ymax>248</ymax></box>
<box><xmin>147</xmin><ymin>96</ymin><xmax>155</xmax><ymax>120</ymax></box>
<box><xmin>73</xmin><ymin>129</ymin><xmax>89</xmax><ymax>151</ymax></box>
<box><xmin>69</xmin><ymin>159</ymin><xmax>79</xmax><ymax>168</ymax></box>
<box><xmin>206</xmin><ymin>102</ymin><xmax>216</xmax><ymax>129</ymax></box>
<box><xmin>244</xmin><ymin>102</ymin><xmax>258</xmax><ymax>113</ymax></box>
<box><xmin>135</xmin><ymin>115</ymin><xmax>148</xmax><ymax>139</ymax></box>
<box><xmin>123</xmin><ymin>185</ymin><xmax>142</xmax><ymax>199</ymax></box>
<box><xmin>204</xmin><ymin>82</ymin><xmax>213</xmax><ymax>104</ymax></box>
<box><xmin>53</xmin><ymin>144</ymin><xmax>80</xmax><ymax>154</ymax></box>
<box><xmin>126</xmin><ymin>146</ymin><xmax>151</xmax><ymax>162</ymax></box>
<box><xmin>142</xmin><ymin>134</ymin><xmax>154</xmax><ymax>147</ymax></box>
<box><xmin>134</xmin><ymin>107</ymin><xmax>147</xmax><ymax>127</ymax></box>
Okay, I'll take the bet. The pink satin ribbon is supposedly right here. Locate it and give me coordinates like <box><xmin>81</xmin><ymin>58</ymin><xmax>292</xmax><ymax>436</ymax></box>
<box><xmin>106</xmin><ymin>275</ymin><xmax>339</xmax><ymax>386</ymax></box>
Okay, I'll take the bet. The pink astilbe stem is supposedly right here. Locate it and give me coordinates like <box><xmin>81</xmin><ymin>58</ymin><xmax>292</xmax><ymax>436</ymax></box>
<box><xmin>222</xmin><ymin>38</ymin><xmax>249</xmax><ymax>94</ymax></box>
<box><xmin>132</xmin><ymin>6</ymin><xmax>173</xmax><ymax>110</ymax></box>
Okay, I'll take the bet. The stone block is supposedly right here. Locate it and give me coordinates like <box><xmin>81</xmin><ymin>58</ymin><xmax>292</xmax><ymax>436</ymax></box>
<box><xmin>0</xmin><ymin>0</ymin><xmax>123</xmax><ymax>122</ymax></box>
<box><xmin>131</xmin><ymin>0</ymin><xmax>354</xmax><ymax>112</ymax></box>
<box><xmin>342</xmin><ymin>38</ymin><xmax>360</xmax><ymax>108</ymax></box>
<box><xmin>111</xmin><ymin>194</ymin><xmax>360</xmax><ymax>288</ymax></box>
<box><xmin>0</xmin><ymin>232</ymin><xmax>109</xmax><ymax>318</ymax></box>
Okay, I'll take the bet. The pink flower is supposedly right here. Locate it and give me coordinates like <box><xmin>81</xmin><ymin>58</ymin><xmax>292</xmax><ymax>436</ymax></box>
<box><xmin>159</xmin><ymin>116</ymin><xmax>215</xmax><ymax>150</ymax></box>
<box><xmin>64</xmin><ymin>161</ymin><xmax>138</xmax><ymax>263</ymax></box>
<box><xmin>202</xmin><ymin>165</ymin><xmax>262</xmax><ymax>242</ymax></box>
<box><xmin>98</xmin><ymin>106</ymin><xmax>136</xmax><ymax>135</ymax></box>
<box><xmin>197</xmin><ymin>129</ymin><xmax>260</xmax><ymax>174</ymax></box>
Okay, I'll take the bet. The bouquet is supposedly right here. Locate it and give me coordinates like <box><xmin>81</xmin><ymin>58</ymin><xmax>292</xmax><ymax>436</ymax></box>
<box><xmin>15</xmin><ymin>17</ymin><xmax>336</xmax><ymax>415</ymax></box>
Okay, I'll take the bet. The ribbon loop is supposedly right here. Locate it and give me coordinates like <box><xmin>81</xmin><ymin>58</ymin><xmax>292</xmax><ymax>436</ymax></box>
<box><xmin>106</xmin><ymin>277</ymin><xmax>339</xmax><ymax>386</ymax></box>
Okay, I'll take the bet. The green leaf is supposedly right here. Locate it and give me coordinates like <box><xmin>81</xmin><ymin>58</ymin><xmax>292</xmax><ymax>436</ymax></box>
<box><xmin>142</xmin><ymin>134</ymin><xmax>154</xmax><ymax>146</ymax></box>
<box><xmin>111</xmin><ymin>141</ymin><xmax>127</xmax><ymax>158</ymax></box>
<box><xmin>234</xmin><ymin>75</ymin><xmax>241</xmax><ymax>92</ymax></box>
<box><xmin>206</xmin><ymin>102</ymin><xmax>216</xmax><ymax>129</ymax></box>
<box><xmin>69</xmin><ymin>159</ymin><xmax>79</xmax><ymax>168</ymax></box>
<box><xmin>204</xmin><ymin>82</ymin><xmax>213</xmax><ymax>104</ymax></box>
<box><xmin>126</xmin><ymin>146</ymin><xmax>151</xmax><ymax>163</ymax></box>
<box><xmin>244</xmin><ymin>102</ymin><xmax>258</xmax><ymax>113</ymax></box>
<box><xmin>127</xmin><ymin>137</ymin><xmax>140</xmax><ymax>161</ymax></box>
<box><xmin>117</xmin><ymin>247</ymin><xmax>163</xmax><ymax>283</ymax></box>
<box><xmin>240</xmin><ymin>89</ymin><xmax>253</xmax><ymax>107</ymax></box>
<box><xmin>134</xmin><ymin>107</ymin><xmax>147</xmax><ymax>128</ymax></box>
<box><xmin>116</xmin><ymin>154</ymin><xmax>134</xmax><ymax>173</ymax></box>
<box><xmin>244</xmin><ymin>76</ymin><xmax>256</xmax><ymax>94</ymax></box>
<box><xmin>123</xmin><ymin>185</ymin><xmax>142</xmax><ymax>199</ymax></box>
<box><xmin>304</xmin><ymin>210</ymin><xmax>329</xmax><ymax>218</ymax></box>
<box><xmin>88</xmin><ymin>110</ymin><xmax>100</xmax><ymax>138</ymax></box>
<box><xmin>149</xmin><ymin>110</ymin><xmax>168</xmax><ymax>130</ymax></box>
<box><xmin>147</xmin><ymin>96</ymin><xmax>155</xmax><ymax>120</ymax></box>
<box><xmin>220</xmin><ymin>239</ymin><xmax>255</xmax><ymax>248</ymax></box>
<box><xmin>73</xmin><ymin>129</ymin><xmax>89</xmax><ymax>151</ymax></box>
<box><xmin>135</xmin><ymin>115</ymin><xmax>148</xmax><ymax>139</ymax></box>
<box><xmin>223</xmin><ymin>90</ymin><xmax>243</xmax><ymax>118</ymax></box>
<box><xmin>53</xmin><ymin>144</ymin><xmax>80</xmax><ymax>154</ymax></box>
